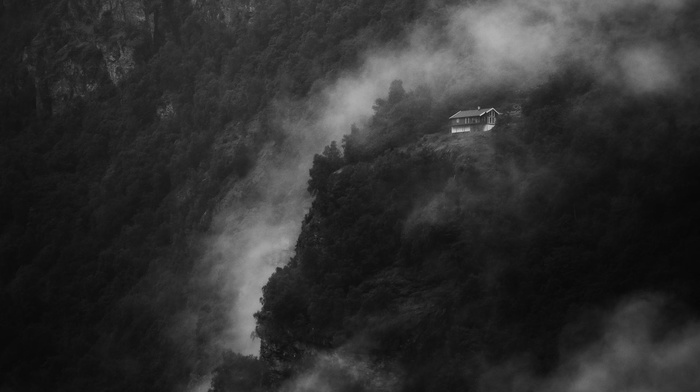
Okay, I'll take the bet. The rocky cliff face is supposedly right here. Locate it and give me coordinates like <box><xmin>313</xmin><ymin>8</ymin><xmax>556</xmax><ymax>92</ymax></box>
<box><xmin>20</xmin><ymin>0</ymin><xmax>156</xmax><ymax>116</ymax></box>
<box><xmin>18</xmin><ymin>0</ymin><xmax>260</xmax><ymax>116</ymax></box>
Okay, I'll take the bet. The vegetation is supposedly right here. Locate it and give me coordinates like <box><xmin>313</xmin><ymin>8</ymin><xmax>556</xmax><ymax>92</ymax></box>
<box><xmin>3</xmin><ymin>1</ymin><xmax>700</xmax><ymax>392</ymax></box>
<box><xmin>254</xmin><ymin>62</ymin><xmax>700</xmax><ymax>390</ymax></box>
<box><xmin>0</xmin><ymin>0</ymin><xmax>431</xmax><ymax>391</ymax></box>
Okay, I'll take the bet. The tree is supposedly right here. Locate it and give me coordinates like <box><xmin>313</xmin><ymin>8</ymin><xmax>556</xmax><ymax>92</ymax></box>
<box><xmin>307</xmin><ymin>141</ymin><xmax>344</xmax><ymax>196</ymax></box>
<box><xmin>387</xmin><ymin>79</ymin><xmax>405</xmax><ymax>105</ymax></box>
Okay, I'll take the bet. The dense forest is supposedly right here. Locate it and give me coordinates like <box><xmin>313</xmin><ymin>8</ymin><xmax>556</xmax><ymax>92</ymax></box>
<box><xmin>2</xmin><ymin>0</ymin><xmax>700</xmax><ymax>392</ymax></box>
<box><xmin>253</xmin><ymin>67</ymin><xmax>700</xmax><ymax>390</ymax></box>
<box><xmin>0</xmin><ymin>0</ymin><xmax>433</xmax><ymax>390</ymax></box>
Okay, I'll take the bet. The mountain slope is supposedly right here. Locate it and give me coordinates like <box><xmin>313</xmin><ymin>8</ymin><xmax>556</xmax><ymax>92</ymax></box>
<box><xmin>255</xmin><ymin>69</ymin><xmax>700</xmax><ymax>391</ymax></box>
<box><xmin>0</xmin><ymin>1</ymin><xmax>433</xmax><ymax>391</ymax></box>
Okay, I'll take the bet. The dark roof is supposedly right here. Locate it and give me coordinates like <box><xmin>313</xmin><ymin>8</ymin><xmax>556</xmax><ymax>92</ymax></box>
<box><xmin>449</xmin><ymin>108</ymin><xmax>501</xmax><ymax>119</ymax></box>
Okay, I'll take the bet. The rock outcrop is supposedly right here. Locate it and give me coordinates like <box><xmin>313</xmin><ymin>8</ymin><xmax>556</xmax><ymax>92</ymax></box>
<box><xmin>20</xmin><ymin>0</ymin><xmax>156</xmax><ymax>116</ymax></box>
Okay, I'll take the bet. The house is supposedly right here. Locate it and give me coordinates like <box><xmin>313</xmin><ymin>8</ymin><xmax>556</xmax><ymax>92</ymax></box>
<box><xmin>449</xmin><ymin>107</ymin><xmax>501</xmax><ymax>133</ymax></box>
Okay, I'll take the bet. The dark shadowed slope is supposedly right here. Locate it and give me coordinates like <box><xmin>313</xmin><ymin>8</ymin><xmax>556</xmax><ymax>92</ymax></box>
<box><xmin>0</xmin><ymin>1</ymin><xmax>432</xmax><ymax>391</ymax></box>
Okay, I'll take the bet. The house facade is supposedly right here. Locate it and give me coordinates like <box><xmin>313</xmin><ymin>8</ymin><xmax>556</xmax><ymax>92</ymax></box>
<box><xmin>449</xmin><ymin>107</ymin><xmax>501</xmax><ymax>133</ymax></box>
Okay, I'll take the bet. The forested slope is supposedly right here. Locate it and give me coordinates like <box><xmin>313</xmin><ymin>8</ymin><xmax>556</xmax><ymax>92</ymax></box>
<box><xmin>254</xmin><ymin>65</ymin><xmax>700</xmax><ymax>391</ymax></box>
<box><xmin>0</xmin><ymin>1</ymin><xmax>432</xmax><ymax>391</ymax></box>
<box><xmin>3</xmin><ymin>0</ymin><xmax>700</xmax><ymax>391</ymax></box>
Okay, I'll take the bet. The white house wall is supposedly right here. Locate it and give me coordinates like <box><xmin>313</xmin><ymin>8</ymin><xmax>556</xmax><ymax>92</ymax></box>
<box><xmin>451</xmin><ymin>124</ymin><xmax>496</xmax><ymax>133</ymax></box>
<box><xmin>451</xmin><ymin>125</ymin><xmax>473</xmax><ymax>133</ymax></box>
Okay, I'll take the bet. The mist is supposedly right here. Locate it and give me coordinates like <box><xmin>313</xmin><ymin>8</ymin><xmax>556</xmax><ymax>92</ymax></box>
<box><xmin>324</xmin><ymin>0</ymin><xmax>695</xmax><ymax>106</ymax></box>
<box><xmin>181</xmin><ymin>71</ymin><xmax>383</xmax><ymax>392</ymax></box>
<box><xmin>550</xmin><ymin>298</ymin><xmax>700</xmax><ymax>392</ymax></box>
<box><xmin>280</xmin><ymin>350</ymin><xmax>402</xmax><ymax>392</ymax></box>
<box><xmin>187</xmin><ymin>0</ymin><xmax>699</xmax><ymax>388</ymax></box>
<box><xmin>480</xmin><ymin>297</ymin><xmax>700</xmax><ymax>392</ymax></box>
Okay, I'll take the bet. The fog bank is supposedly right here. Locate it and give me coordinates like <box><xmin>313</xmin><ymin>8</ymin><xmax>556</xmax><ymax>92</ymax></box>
<box><xmin>481</xmin><ymin>297</ymin><xmax>700</xmax><ymax>392</ymax></box>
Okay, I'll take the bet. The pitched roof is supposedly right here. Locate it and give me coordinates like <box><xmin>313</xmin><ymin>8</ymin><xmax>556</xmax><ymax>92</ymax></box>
<box><xmin>449</xmin><ymin>108</ymin><xmax>501</xmax><ymax>119</ymax></box>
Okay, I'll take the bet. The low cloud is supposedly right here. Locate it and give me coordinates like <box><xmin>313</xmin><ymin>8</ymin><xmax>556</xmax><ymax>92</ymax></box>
<box><xmin>324</xmin><ymin>0</ymin><xmax>695</xmax><ymax>116</ymax></box>
<box><xmin>546</xmin><ymin>297</ymin><xmax>700</xmax><ymax>392</ymax></box>
<box><xmin>617</xmin><ymin>46</ymin><xmax>679</xmax><ymax>94</ymax></box>
<box><xmin>205</xmin><ymin>203</ymin><xmax>299</xmax><ymax>355</ymax></box>
<box><xmin>480</xmin><ymin>296</ymin><xmax>700</xmax><ymax>392</ymax></box>
<box><xmin>281</xmin><ymin>350</ymin><xmax>402</xmax><ymax>392</ymax></box>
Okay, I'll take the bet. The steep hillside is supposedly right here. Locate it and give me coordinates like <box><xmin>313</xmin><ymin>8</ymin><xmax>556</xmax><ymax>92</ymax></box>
<box><xmin>0</xmin><ymin>1</ymin><xmax>432</xmax><ymax>391</ymax></box>
<box><xmin>254</xmin><ymin>68</ymin><xmax>700</xmax><ymax>391</ymax></box>
<box><xmin>3</xmin><ymin>1</ymin><xmax>700</xmax><ymax>391</ymax></box>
